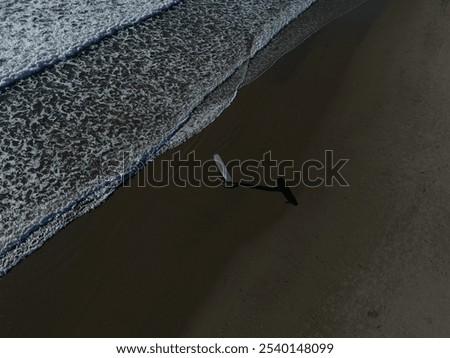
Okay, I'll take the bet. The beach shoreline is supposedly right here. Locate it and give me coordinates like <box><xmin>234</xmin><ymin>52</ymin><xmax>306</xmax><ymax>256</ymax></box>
<box><xmin>1</xmin><ymin>0</ymin><xmax>450</xmax><ymax>337</ymax></box>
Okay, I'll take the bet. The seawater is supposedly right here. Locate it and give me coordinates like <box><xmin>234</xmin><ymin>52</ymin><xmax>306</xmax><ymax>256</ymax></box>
<box><xmin>0</xmin><ymin>0</ymin><xmax>318</xmax><ymax>275</ymax></box>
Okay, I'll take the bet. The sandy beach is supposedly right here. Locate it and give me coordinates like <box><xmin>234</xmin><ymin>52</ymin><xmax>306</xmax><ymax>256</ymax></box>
<box><xmin>1</xmin><ymin>0</ymin><xmax>450</xmax><ymax>337</ymax></box>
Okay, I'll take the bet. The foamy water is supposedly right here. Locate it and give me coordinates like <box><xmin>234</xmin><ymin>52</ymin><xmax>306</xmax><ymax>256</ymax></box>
<box><xmin>0</xmin><ymin>0</ymin><xmax>316</xmax><ymax>275</ymax></box>
<box><xmin>0</xmin><ymin>0</ymin><xmax>179</xmax><ymax>88</ymax></box>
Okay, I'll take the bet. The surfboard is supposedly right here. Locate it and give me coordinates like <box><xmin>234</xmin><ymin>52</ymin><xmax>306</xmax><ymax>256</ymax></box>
<box><xmin>213</xmin><ymin>153</ymin><xmax>232</xmax><ymax>183</ymax></box>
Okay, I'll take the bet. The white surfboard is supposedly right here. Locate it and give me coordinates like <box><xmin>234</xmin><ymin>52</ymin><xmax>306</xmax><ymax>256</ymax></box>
<box><xmin>213</xmin><ymin>153</ymin><xmax>232</xmax><ymax>183</ymax></box>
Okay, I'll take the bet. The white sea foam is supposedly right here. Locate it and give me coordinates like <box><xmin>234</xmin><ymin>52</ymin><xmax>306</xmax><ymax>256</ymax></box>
<box><xmin>0</xmin><ymin>0</ymin><xmax>179</xmax><ymax>88</ymax></box>
<box><xmin>0</xmin><ymin>0</ymin><xmax>319</xmax><ymax>275</ymax></box>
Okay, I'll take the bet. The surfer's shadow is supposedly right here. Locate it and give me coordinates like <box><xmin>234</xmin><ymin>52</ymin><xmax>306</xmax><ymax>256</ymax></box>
<box><xmin>223</xmin><ymin>178</ymin><xmax>298</xmax><ymax>206</ymax></box>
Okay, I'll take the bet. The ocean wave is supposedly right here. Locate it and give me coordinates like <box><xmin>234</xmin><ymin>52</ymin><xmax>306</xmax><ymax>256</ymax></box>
<box><xmin>0</xmin><ymin>0</ymin><xmax>318</xmax><ymax>275</ymax></box>
<box><xmin>0</xmin><ymin>0</ymin><xmax>180</xmax><ymax>89</ymax></box>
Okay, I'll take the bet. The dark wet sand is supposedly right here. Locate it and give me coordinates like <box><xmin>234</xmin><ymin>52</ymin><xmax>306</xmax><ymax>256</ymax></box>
<box><xmin>1</xmin><ymin>0</ymin><xmax>450</xmax><ymax>337</ymax></box>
